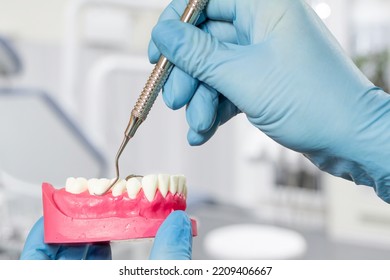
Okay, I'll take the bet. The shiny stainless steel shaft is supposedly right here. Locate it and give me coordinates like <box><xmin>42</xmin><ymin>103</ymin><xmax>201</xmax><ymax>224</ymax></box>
<box><xmin>100</xmin><ymin>0</ymin><xmax>209</xmax><ymax>195</ymax></box>
<box><xmin>129</xmin><ymin>0</ymin><xmax>209</xmax><ymax>134</ymax></box>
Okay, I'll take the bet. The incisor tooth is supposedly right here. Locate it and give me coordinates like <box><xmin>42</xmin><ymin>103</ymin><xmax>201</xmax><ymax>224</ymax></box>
<box><xmin>65</xmin><ymin>177</ymin><xmax>88</xmax><ymax>194</ymax></box>
<box><xmin>142</xmin><ymin>174</ymin><xmax>158</xmax><ymax>202</ymax></box>
<box><xmin>88</xmin><ymin>178</ymin><xmax>110</xmax><ymax>195</ymax></box>
<box><xmin>177</xmin><ymin>175</ymin><xmax>186</xmax><ymax>194</ymax></box>
<box><xmin>158</xmin><ymin>174</ymin><xmax>170</xmax><ymax>198</ymax></box>
<box><xmin>183</xmin><ymin>184</ymin><xmax>188</xmax><ymax>198</ymax></box>
<box><xmin>87</xmin><ymin>178</ymin><xmax>98</xmax><ymax>195</ymax></box>
<box><xmin>111</xmin><ymin>179</ymin><xmax>126</xmax><ymax>197</ymax></box>
<box><xmin>169</xmin><ymin>175</ymin><xmax>179</xmax><ymax>194</ymax></box>
<box><xmin>126</xmin><ymin>177</ymin><xmax>141</xmax><ymax>199</ymax></box>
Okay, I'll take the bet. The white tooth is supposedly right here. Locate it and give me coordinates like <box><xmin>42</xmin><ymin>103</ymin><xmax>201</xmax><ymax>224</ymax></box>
<box><xmin>177</xmin><ymin>175</ymin><xmax>186</xmax><ymax>194</ymax></box>
<box><xmin>142</xmin><ymin>174</ymin><xmax>158</xmax><ymax>202</ymax></box>
<box><xmin>65</xmin><ymin>177</ymin><xmax>76</xmax><ymax>191</ymax></box>
<box><xmin>183</xmin><ymin>184</ymin><xmax>188</xmax><ymax>198</ymax></box>
<box><xmin>158</xmin><ymin>174</ymin><xmax>170</xmax><ymax>198</ymax></box>
<box><xmin>126</xmin><ymin>177</ymin><xmax>141</xmax><ymax>199</ymax></box>
<box><xmin>87</xmin><ymin>178</ymin><xmax>98</xmax><ymax>194</ymax></box>
<box><xmin>88</xmin><ymin>178</ymin><xmax>110</xmax><ymax>195</ymax></box>
<box><xmin>111</xmin><ymin>179</ymin><xmax>126</xmax><ymax>197</ymax></box>
<box><xmin>65</xmin><ymin>177</ymin><xmax>87</xmax><ymax>194</ymax></box>
<box><xmin>134</xmin><ymin>176</ymin><xmax>142</xmax><ymax>182</ymax></box>
<box><xmin>169</xmin><ymin>175</ymin><xmax>179</xmax><ymax>194</ymax></box>
<box><xmin>87</xmin><ymin>178</ymin><xmax>98</xmax><ymax>195</ymax></box>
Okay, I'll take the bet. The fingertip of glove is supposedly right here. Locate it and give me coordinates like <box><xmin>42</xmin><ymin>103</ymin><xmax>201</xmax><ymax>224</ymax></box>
<box><xmin>160</xmin><ymin>210</ymin><xmax>192</xmax><ymax>233</ymax></box>
<box><xmin>162</xmin><ymin>69</ymin><xmax>197</xmax><ymax>110</ymax></box>
<box><xmin>168</xmin><ymin>210</ymin><xmax>191</xmax><ymax>223</ymax></box>
<box><xmin>187</xmin><ymin>110</ymin><xmax>214</xmax><ymax>134</ymax></box>
<box><xmin>147</xmin><ymin>40</ymin><xmax>160</xmax><ymax>64</ymax></box>
<box><xmin>186</xmin><ymin>102</ymin><xmax>217</xmax><ymax>134</ymax></box>
<box><xmin>162</xmin><ymin>86</ymin><xmax>177</xmax><ymax>110</ymax></box>
<box><xmin>187</xmin><ymin>129</ymin><xmax>207</xmax><ymax>146</ymax></box>
<box><xmin>150</xmin><ymin>211</ymin><xmax>192</xmax><ymax>260</ymax></box>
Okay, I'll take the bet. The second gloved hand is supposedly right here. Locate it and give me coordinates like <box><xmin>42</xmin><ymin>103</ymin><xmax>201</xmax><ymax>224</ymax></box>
<box><xmin>149</xmin><ymin>0</ymin><xmax>390</xmax><ymax>202</ymax></box>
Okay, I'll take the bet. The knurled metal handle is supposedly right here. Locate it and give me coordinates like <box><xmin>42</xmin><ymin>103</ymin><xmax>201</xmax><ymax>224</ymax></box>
<box><xmin>132</xmin><ymin>57</ymin><xmax>171</xmax><ymax>121</ymax></box>
<box><xmin>131</xmin><ymin>0</ymin><xmax>209</xmax><ymax>122</ymax></box>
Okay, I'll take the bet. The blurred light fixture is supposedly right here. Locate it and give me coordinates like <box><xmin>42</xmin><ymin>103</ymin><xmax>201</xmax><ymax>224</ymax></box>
<box><xmin>313</xmin><ymin>2</ymin><xmax>332</xmax><ymax>19</ymax></box>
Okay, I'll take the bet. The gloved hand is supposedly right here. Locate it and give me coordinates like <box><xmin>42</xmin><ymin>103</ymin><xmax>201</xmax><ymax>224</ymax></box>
<box><xmin>20</xmin><ymin>211</ymin><xmax>192</xmax><ymax>260</ymax></box>
<box><xmin>149</xmin><ymin>0</ymin><xmax>390</xmax><ymax>202</ymax></box>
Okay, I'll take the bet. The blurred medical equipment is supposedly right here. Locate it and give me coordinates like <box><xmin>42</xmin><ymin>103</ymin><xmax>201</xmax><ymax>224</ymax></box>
<box><xmin>232</xmin><ymin>120</ymin><xmax>323</xmax><ymax>228</ymax></box>
<box><xmin>0</xmin><ymin>36</ymin><xmax>28</xmax><ymax>259</ymax></box>
<box><xmin>0</xmin><ymin>88</ymin><xmax>107</xmax><ymax>258</ymax></box>
<box><xmin>0</xmin><ymin>36</ymin><xmax>22</xmax><ymax>76</ymax></box>
<box><xmin>325</xmin><ymin>175</ymin><xmax>390</xmax><ymax>248</ymax></box>
<box><xmin>0</xmin><ymin>170</ymin><xmax>43</xmax><ymax>259</ymax></box>
<box><xmin>0</xmin><ymin>34</ymin><xmax>107</xmax><ymax>257</ymax></box>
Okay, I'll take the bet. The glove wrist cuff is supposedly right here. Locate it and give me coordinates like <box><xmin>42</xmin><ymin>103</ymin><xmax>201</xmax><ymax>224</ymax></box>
<box><xmin>306</xmin><ymin>88</ymin><xmax>390</xmax><ymax>203</ymax></box>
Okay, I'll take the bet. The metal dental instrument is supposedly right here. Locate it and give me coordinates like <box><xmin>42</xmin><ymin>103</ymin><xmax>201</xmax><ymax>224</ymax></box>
<box><xmin>100</xmin><ymin>0</ymin><xmax>209</xmax><ymax>195</ymax></box>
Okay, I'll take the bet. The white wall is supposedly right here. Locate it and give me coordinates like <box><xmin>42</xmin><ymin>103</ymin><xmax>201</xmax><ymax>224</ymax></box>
<box><xmin>0</xmin><ymin>0</ymin><xmax>69</xmax><ymax>44</ymax></box>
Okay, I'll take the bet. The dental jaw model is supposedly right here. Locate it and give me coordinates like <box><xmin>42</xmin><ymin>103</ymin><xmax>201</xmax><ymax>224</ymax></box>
<box><xmin>42</xmin><ymin>174</ymin><xmax>197</xmax><ymax>243</ymax></box>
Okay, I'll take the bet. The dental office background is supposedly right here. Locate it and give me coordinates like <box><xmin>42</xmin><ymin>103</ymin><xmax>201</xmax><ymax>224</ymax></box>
<box><xmin>0</xmin><ymin>0</ymin><xmax>389</xmax><ymax>260</ymax></box>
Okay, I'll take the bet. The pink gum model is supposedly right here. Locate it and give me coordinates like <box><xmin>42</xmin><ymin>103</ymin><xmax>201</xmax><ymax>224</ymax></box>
<box><xmin>42</xmin><ymin>183</ymin><xmax>197</xmax><ymax>243</ymax></box>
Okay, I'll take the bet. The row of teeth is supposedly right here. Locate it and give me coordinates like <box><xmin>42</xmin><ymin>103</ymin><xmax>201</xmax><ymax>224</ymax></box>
<box><xmin>65</xmin><ymin>174</ymin><xmax>187</xmax><ymax>201</ymax></box>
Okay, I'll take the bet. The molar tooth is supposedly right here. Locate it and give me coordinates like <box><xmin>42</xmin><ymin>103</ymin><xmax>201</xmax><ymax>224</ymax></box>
<box><xmin>87</xmin><ymin>178</ymin><xmax>98</xmax><ymax>194</ymax></box>
<box><xmin>169</xmin><ymin>175</ymin><xmax>179</xmax><ymax>194</ymax></box>
<box><xmin>158</xmin><ymin>174</ymin><xmax>170</xmax><ymax>198</ymax></box>
<box><xmin>111</xmin><ymin>179</ymin><xmax>127</xmax><ymax>197</ymax></box>
<box><xmin>87</xmin><ymin>178</ymin><xmax>98</xmax><ymax>195</ymax></box>
<box><xmin>65</xmin><ymin>177</ymin><xmax>88</xmax><ymax>194</ymax></box>
<box><xmin>126</xmin><ymin>177</ymin><xmax>141</xmax><ymax>199</ymax></box>
<box><xmin>142</xmin><ymin>174</ymin><xmax>158</xmax><ymax>202</ymax></box>
<box><xmin>88</xmin><ymin>178</ymin><xmax>110</xmax><ymax>195</ymax></box>
<box><xmin>177</xmin><ymin>175</ymin><xmax>186</xmax><ymax>194</ymax></box>
<box><xmin>65</xmin><ymin>177</ymin><xmax>76</xmax><ymax>191</ymax></box>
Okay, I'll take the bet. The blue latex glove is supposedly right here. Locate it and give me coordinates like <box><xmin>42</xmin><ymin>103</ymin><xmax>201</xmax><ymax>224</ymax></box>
<box><xmin>20</xmin><ymin>211</ymin><xmax>192</xmax><ymax>260</ymax></box>
<box><xmin>149</xmin><ymin>0</ymin><xmax>390</xmax><ymax>202</ymax></box>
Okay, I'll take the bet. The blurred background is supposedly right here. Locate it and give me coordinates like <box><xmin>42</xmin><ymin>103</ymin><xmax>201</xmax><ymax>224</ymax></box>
<box><xmin>0</xmin><ymin>0</ymin><xmax>389</xmax><ymax>260</ymax></box>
